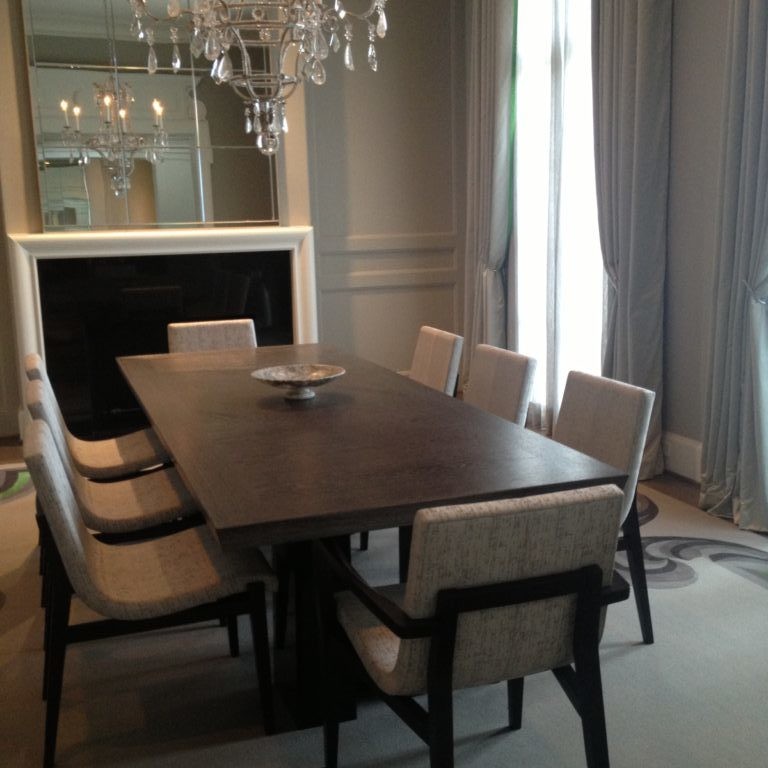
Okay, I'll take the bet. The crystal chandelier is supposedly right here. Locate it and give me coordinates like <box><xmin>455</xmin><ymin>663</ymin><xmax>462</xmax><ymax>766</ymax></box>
<box><xmin>59</xmin><ymin>76</ymin><xmax>168</xmax><ymax>196</ymax></box>
<box><xmin>128</xmin><ymin>1</ymin><xmax>389</xmax><ymax>156</ymax></box>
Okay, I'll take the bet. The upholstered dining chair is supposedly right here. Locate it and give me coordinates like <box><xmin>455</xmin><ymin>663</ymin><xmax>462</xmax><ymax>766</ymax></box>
<box><xmin>406</xmin><ymin>325</ymin><xmax>464</xmax><ymax>395</ymax></box>
<box><xmin>24</xmin><ymin>418</ymin><xmax>278</xmax><ymax>768</ymax></box>
<box><xmin>463</xmin><ymin>344</ymin><xmax>537</xmax><ymax>426</ymax></box>
<box><xmin>167</xmin><ymin>318</ymin><xmax>258</xmax><ymax>352</ymax></box>
<box><xmin>316</xmin><ymin>485</ymin><xmax>628</xmax><ymax>768</ymax></box>
<box><xmin>24</xmin><ymin>353</ymin><xmax>169</xmax><ymax>479</ymax></box>
<box><xmin>553</xmin><ymin>371</ymin><xmax>656</xmax><ymax>644</ymax></box>
<box><xmin>26</xmin><ymin>379</ymin><xmax>196</xmax><ymax>535</ymax></box>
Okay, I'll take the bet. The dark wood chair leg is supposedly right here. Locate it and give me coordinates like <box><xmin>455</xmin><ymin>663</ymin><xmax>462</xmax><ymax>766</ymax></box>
<box><xmin>43</xmin><ymin>580</ymin><xmax>71</xmax><ymax>768</ymax></box>
<box><xmin>575</xmin><ymin>647</ymin><xmax>609</xmax><ymax>768</ymax></box>
<box><xmin>273</xmin><ymin>546</ymin><xmax>291</xmax><ymax>650</ymax></box>
<box><xmin>358</xmin><ymin>531</ymin><xmax>369</xmax><ymax>551</ymax></box>
<box><xmin>621</xmin><ymin>496</ymin><xmax>654</xmax><ymax>644</ymax></box>
<box><xmin>507</xmin><ymin>677</ymin><xmax>524</xmax><ymax>730</ymax></box>
<box><xmin>42</xmin><ymin>545</ymin><xmax>57</xmax><ymax>700</ymax></box>
<box><xmin>42</xmin><ymin>584</ymin><xmax>53</xmax><ymax>700</ymax></box>
<box><xmin>323</xmin><ymin>719</ymin><xmax>339</xmax><ymax>768</ymax></box>
<box><xmin>398</xmin><ymin>525</ymin><xmax>412</xmax><ymax>583</ymax></box>
<box><xmin>427</xmin><ymin>679</ymin><xmax>455</xmax><ymax>768</ymax></box>
<box><xmin>249</xmin><ymin>582</ymin><xmax>275</xmax><ymax>735</ymax></box>
<box><xmin>37</xmin><ymin>503</ymin><xmax>49</xmax><ymax>607</ymax></box>
<box><xmin>227</xmin><ymin>615</ymin><xmax>239</xmax><ymax>657</ymax></box>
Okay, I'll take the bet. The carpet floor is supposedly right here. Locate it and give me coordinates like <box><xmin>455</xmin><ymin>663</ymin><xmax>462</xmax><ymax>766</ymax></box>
<box><xmin>1</xmin><ymin>464</ymin><xmax>767</xmax><ymax>768</ymax></box>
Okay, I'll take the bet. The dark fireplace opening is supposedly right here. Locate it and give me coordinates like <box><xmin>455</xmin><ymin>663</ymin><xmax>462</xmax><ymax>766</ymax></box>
<box><xmin>38</xmin><ymin>250</ymin><xmax>293</xmax><ymax>438</ymax></box>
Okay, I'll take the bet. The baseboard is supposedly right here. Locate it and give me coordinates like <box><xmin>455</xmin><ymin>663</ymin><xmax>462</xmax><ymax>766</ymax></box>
<box><xmin>662</xmin><ymin>432</ymin><xmax>702</xmax><ymax>482</ymax></box>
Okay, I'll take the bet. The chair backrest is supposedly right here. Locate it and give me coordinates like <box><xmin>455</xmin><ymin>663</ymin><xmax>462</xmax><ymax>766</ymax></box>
<box><xmin>389</xmin><ymin>485</ymin><xmax>623</xmax><ymax>692</ymax></box>
<box><xmin>463</xmin><ymin>344</ymin><xmax>536</xmax><ymax>426</ymax></box>
<box><xmin>408</xmin><ymin>325</ymin><xmax>464</xmax><ymax>395</ymax></box>
<box><xmin>24</xmin><ymin>352</ymin><xmax>45</xmax><ymax>382</ymax></box>
<box><xmin>23</xmin><ymin>418</ymin><xmax>111</xmax><ymax>616</ymax></box>
<box><xmin>167</xmin><ymin>318</ymin><xmax>257</xmax><ymax>353</ymax></box>
<box><xmin>553</xmin><ymin>371</ymin><xmax>655</xmax><ymax>524</ymax></box>
<box><xmin>24</xmin><ymin>379</ymin><xmax>100</xmax><ymax>517</ymax></box>
<box><xmin>24</xmin><ymin>373</ymin><xmax>76</xmax><ymax>468</ymax></box>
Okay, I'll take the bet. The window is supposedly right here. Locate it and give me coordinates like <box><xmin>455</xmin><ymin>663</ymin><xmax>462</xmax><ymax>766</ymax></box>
<box><xmin>514</xmin><ymin>1</ymin><xmax>603</xmax><ymax>427</ymax></box>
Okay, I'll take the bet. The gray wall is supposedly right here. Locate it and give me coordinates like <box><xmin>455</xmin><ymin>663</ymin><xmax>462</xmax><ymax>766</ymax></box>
<box><xmin>665</xmin><ymin>0</ymin><xmax>729</xmax><ymax>442</ymax></box>
<box><xmin>305</xmin><ymin>0</ymin><xmax>465</xmax><ymax>372</ymax></box>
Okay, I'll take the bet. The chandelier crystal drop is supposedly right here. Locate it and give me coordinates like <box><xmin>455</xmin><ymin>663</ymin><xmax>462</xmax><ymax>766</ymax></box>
<box><xmin>128</xmin><ymin>0</ymin><xmax>389</xmax><ymax>156</ymax></box>
<box><xmin>59</xmin><ymin>77</ymin><xmax>168</xmax><ymax>196</ymax></box>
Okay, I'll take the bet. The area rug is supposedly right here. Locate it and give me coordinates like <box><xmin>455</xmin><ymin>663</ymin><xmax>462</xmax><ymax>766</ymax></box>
<box><xmin>0</xmin><ymin>464</ymin><xmax>32</xmax><ymax>504</ymax></box>
<box><xmin>617</xmin><ymin>492</ymin><xmax>768</xmax><ymax>591</ymax></box>
<box><xmin>2</xmin><ymin>469</ymin><xmax>768</xmax><ymax>768</ymax></box>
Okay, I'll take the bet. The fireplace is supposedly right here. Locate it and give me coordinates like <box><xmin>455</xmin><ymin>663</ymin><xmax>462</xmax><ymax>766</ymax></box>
<box><xmin>8</xmin><ymin>227</ymin><xmax>318</xmax><ymax>436</ymax></box>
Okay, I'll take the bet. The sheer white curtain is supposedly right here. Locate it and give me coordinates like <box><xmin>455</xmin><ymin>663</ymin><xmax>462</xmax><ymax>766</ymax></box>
<box><xmin>463</xmin><ymin>1</ymin><xmax>516</xmax><ymax>379</ymax></box>
<box><xmin>512</xmin><ymin>1</ymin><xmax>603</xmax><ymax>430</ymax></box>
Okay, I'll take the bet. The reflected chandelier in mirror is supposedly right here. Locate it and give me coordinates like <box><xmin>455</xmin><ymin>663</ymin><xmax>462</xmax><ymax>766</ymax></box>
<box><xmin>59</xmin><ymin>76</ymin><xmax>169</xmax><ymax>196</ymax></box>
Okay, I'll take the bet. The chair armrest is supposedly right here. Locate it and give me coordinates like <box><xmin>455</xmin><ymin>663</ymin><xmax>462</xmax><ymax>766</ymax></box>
<box><xmin>313</xmin><ymin>540</ymin><xmax>434</xmax><ymax>639</ymax></box>
<box><xmin>601</xmin><ymin>570</ymin><xmax>630</xmax><ymax>606</ymax></box>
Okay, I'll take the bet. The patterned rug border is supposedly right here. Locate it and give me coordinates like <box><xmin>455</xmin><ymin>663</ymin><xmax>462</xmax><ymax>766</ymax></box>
<box><xmin>0</xmin><ymin>464</ymin><xmax>33</xmax><ymax>503</ymax></box>
<box><xmin>619</xmin><ymin>493</ymin><xmax>768</xmax><ymax>591</ymax></box>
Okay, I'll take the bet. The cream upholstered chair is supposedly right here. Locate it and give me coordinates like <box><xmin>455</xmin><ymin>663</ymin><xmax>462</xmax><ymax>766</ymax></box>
<box><xmin>24</xmin><ymin>353</ymin><xmax>169</xmax><ymax>479</ymax></box>
<box><xmin>463</xmin><ymin>344</ymin><xmax>537</xmax><ymax>425</ymax></box>
<box><xmin>317</xmin><ymin>485</ymin><xmax>628</xmax><ymax>768</ymax></box>
<box><xmin>553</xmin><ymin>371</ymin><xmax>655</xmax><ymax>644</ymax></box>
<box><xmin>24</xmin><ymin>418</ymin><xmax>278</xmax><ymax>768</ymax></box>
<box><xmin>167</xmin><ymin>318</ymin><xmax>257</xmax><ymax>352</ymax></box>
<box><xmin>26</xmin><ymin>379</ymin><xmax>196</xmax><ymax>534</ymax></box>
<box><xmin>407</xmin><ymin>325</ymin><xmax>464</xmax><ymax>395</ymax></box>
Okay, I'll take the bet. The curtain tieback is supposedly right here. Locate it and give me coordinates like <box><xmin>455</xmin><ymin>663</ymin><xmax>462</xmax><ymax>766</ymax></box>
<box><xmin>743</xmin><ymin>280</ymin><xmax>768</xmax><ymax>305</ymax></box>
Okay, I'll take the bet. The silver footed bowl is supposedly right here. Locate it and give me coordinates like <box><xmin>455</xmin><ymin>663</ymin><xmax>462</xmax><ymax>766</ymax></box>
<box><xmin>251</xmin><ymin>363</ymin><xmax>346</xmax><ymax>400</ymax></box>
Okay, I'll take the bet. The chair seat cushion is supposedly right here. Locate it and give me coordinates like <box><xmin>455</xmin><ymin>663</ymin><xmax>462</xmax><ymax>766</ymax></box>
<box><xmin>336</xmin><ymin>584</ymin><xmax>413</xmax><ymax>695</ymax></box>
<box><xmin>70</xmin><ymin>427</ymin><xmax>170</xmax><ymax>480</ymax></box>
<box><xmin>91</xmin><ymin>525</ymin><xmax>278</xmax><ymax>621</ymax></box>
<box><xmin>78</xmin><ymin>466</ymin><xmax>197</xmax><ymax>533</ymax></box>
<box><xmin>337</xmin><ymin>582</ymin><xmax>591</xmax><ymax>697</ymax></box>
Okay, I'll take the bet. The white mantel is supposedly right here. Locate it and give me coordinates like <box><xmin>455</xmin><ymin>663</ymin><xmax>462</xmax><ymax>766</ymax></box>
<box><xmin>7</xmin><ymin>226</ymin><xmax>319</xmax><ymax>426</ymax></box>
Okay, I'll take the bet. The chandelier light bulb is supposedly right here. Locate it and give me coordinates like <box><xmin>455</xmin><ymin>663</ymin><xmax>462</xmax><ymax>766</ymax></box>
<box><xmin>152</xmin><ymin>98</ymin><xmax>164</xmax><ymax>129</ymax></box>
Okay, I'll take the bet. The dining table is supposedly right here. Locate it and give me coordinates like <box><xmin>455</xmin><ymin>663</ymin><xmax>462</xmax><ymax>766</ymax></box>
<box><xmin>118</xmin><ymin>343</ymin><xmax>627</xmax><ymax>726</ymax></box>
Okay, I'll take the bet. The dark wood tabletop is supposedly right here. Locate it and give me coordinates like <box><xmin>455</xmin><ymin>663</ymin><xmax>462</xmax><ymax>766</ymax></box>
<box><xmin>118</xmin><ymin>344</ymin><xmax>626</xmax><ymax>549</ymax></box>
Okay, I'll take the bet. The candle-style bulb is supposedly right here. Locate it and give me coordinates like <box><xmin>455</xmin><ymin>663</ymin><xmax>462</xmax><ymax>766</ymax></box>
<box><xmin>102</xmin><ymin>94</ymin><xmax>113</xmax><ymax>124</ymax></box>
<box><xmin>60</xmin><ymin>99</ymin><xmax>70</xmax><ymax>127</ymax></box>
<box><xmin>152</xmin><ymin>98</ymin><xmax>164</xmax><ymax>128</ymax></box>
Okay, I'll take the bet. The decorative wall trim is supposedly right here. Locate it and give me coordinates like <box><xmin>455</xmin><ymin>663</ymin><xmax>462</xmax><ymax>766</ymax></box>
<box><xmin>662</xmin><ymin>431</ymin><xmax>702</xmax><ymax>483</ymax></box>
<box><xmin>318</xmin><ymin>232</ymin><xmax>458</xmax><ymax>254</ymax></box>
<box><xmin>320</xmin><ymin>268</ymin><xmax>457</xmax><ymax>293</ymax></box>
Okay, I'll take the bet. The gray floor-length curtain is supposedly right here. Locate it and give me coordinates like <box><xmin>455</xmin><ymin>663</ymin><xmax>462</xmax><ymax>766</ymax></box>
<box><xmin>701</xmin><ymin>1</ymin><xmax>768</xmax><ymax>532</ymax></box>
<box><xmin>463</xmin><ymin>0</ymin><xmax>516</xmax><ymax>384</ymax></box>
<box><xmin>592</xmin><ymin>0</ymin><xmax>672</xmax><ymax>478</ymax></box>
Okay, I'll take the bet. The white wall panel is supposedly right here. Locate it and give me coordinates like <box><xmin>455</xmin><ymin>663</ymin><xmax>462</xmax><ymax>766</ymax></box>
<box><xmin>321</xmin><ymin>282</ymin><xmax>458</xmax><ymax>372</ymax></box>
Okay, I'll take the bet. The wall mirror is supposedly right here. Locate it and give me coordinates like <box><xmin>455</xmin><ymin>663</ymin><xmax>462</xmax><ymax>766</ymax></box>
<box><xmin>24</xmin><ymin>0</ymin><xmax>279</xmax><ymax>230</ymax></box>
